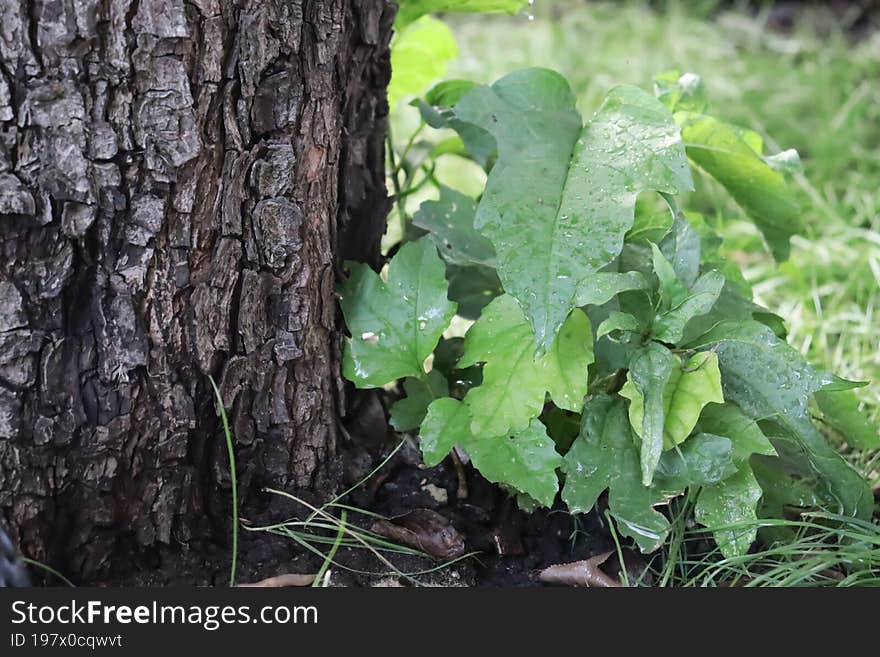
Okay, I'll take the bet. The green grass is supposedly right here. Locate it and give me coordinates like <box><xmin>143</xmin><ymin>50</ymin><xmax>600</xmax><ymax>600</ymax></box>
<box><xmin>209</xmin><ymin>375</ymin><xmax>239</xmax><ymax>587</ymax></box>
<box><xmin>441</xmin><ymin>0</ymin><xmax>879</xmax><ymax>476</ymax></box>
<box><xmin>654</xmin><ymin>507</ymin><xmax>880</xmax><ymax>587</ymax></box>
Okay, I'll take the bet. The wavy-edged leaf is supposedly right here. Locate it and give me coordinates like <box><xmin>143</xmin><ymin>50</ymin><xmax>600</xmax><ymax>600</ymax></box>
<box><xmin>459</xmin><ymin>294</ymin><xmax>593</xmax><ymax>436</ymax></box>
<box><xmin>562</xmin><ymin>395</ymin><xmax>670</xmax><ymax>553</ymax></box>
<box><xmin>622</xmin><ymin>350</ymin><xmax>725</xmax><ymax>457</ymax></box>
<box><xmin>687</xmin><ymin>320</ymin><xmax>872</xmax><ymax>518</ymax></box>
<box><xmin>454</xmin><ymin>70</ymin><xmax>692</xmax><ymax>351</ymax></box>
<box><xmin>419</xmin><ymin>398</ymin><xmax>561</xmax><ymax>506</ymax></box>
<box><xmin>468</xmin><ymin>418</ymin><xmax>562</xmax><ymax>507</ymax></box>
<box><xmin>340</xmin><ymin>239</ymin><xmax>457</xmax><ymax>387</ymax></box>
<box><xmin>419</xmin><ymin>397</ymin><xmax>468</xmax><ymax>466</ymax></box>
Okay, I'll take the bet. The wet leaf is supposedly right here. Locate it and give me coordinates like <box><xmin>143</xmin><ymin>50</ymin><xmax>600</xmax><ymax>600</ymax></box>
<box><xmin>562</xmin><ymin>395</ymin><xmax>670</xmax><ymax>553</ymax></box>
<box><xmin>416</xmin><ymin>80</ymin><xmax>495</xmax><ymax>167</ymax></box>
<box><xmin>654</xmin><ymin>433</ymin><xmax>737</xmax><ymax>491</ymax></box>
<box><xmin>467</xmin><ymin>418</ymin><xmax>562</xmax><ymax>508</ymax></box>
<box><xmin>340</xmin><ymin>239</ymin><xmax>457</xmax><ymax>387</ymax></box>
<box><xmin>622</xmin><ymin>350</ymin><xmax>724</xmax><ymax>482</ymax></box>
<box><xmin>419</xmin><ymin>397</ymin><xmax>469</xmax><ymax>466</ymax></box>
<box><xmin>687</xmin><ymin>320</ymin><xmax>873</xmax><ymax>519</ymax></box>
<box><xmin>695</xmin><ymin>403</ymin><xmax>776</xmax><ymax>557</ymax></box>
<box><xmin>695</xmin><ymin>466</ymin><xmax>763</xmax><ymax>559</ymax></box>
<box><xmin>621</xmin><ymin>342</ymin><xmax>678</xmax><ymax>486</ymax></box>
<box><xmin>454</xmin><ymin>70</ymin><xmax>692</xmax><ymax>351</ymax></box>
<box><xmin>654</xmin><ymin>70</ymin><xmax>708</xmax><ymax>114</ymax></box>
<box><xmin>459</xmin><ymin>294</ymin><xmax>593</xmax><ymax>436</ymax></box>
<box><xmin>626</xmin><ymin>209</ymin><xmax>673</xmax><ymax>246</ymax></box>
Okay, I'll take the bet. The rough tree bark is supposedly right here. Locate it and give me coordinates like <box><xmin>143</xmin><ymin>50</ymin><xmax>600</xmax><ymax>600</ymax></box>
<box><xmin>0</xmin><ymin>0</ymin><xmax>393</xmax><ymax>584</ymax></box>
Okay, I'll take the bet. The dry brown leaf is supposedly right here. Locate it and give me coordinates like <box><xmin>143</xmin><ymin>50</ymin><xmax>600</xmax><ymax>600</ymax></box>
<box><xmin>239</xmin><ymin>573</ymin><xmax>316</xmax><ymax>587</ymax></box>
<box><xmin>537</xmin><ymin>551</ymin><xmax>621</xmax><ymax>588</ymax></box>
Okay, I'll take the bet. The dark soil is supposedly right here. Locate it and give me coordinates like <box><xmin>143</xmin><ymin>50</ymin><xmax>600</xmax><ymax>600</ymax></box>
<box><xmin>199</xmin><ymin>386</ymin><xmax>629</xmax><ymax>589</ymax></box>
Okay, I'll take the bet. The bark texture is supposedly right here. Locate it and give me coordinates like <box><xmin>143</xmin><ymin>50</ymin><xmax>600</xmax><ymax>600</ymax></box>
<box><xmin>0</xmin><ymin>0</ymin><xmax>393</xmax><ymax>583</ymax></box>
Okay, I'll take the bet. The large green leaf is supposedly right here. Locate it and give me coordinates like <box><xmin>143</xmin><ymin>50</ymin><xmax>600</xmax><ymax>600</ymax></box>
<box><xmin>459</xmin><ymin>294</ymin><xmax>594</xmax><ymax>436</ymax></box>
<box><xmin>412</xmin><ymin>186</ymin><xmax>496</xmax><ymax>267</ymax></box>
<box><xmin>419</xmin><ymin>398</ymin><xmax>562</xmax><ymax>506</ymax></box>
<box><xmin>395</xmin><ymin>0</ymin><xmax>529</xmax><ymax>29</ymax></box>
<box><xmin>340</xmin><ymin>239</ymin><xmax>457</xmax><ymax>387</ymax></box>
<box><xmin>677</xmin><ymin>112</ymin><xmax>801</xmax><ymax>261</ymax></box>
<box><xmin>388</xmin><ymin>17</ymin><xmax>458</xmax><ymax>106</ymax></box>
<box><xmin>562</xmin><ymin>395</ymin><xmax>670</xmax><ymax>553</ymax></box>
<box><xmin>454</xmin><ymin>70</ymin><xmax>693</xmax><ymax>351</ymax></box>
<box><xmin>621</xmin><ymin>350</ymin><xmax>724</xmax><ymax>482</ymax></box>
<box><xmin>815</xmin><ymin>389</ymin><xmax>879</xmax><ymax>450</ymax></box>
<box><xmin>687</xmin><ymin>321</ymin><xmax>873</xmax><ymax>519</ymax></box>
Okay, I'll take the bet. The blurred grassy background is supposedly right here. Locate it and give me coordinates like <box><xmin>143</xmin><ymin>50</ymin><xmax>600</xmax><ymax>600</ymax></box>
<box><xmin>444</xmin><ymin>0</ymin><xmax>880</xmax><ymax>445</ymax></box>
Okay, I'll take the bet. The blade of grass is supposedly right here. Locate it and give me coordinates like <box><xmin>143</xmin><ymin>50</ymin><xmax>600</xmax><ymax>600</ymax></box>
<box><xmin>209</xmin><ymin>375</ymin><xmax>238</xmax><ymax>587</ymax></box>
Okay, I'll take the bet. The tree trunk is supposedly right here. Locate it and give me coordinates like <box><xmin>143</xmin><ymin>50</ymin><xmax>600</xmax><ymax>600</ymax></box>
<box><xmin>0</xmin><ymin>0</ymin><xmax>393</xmax><ymax>584</ymax></box>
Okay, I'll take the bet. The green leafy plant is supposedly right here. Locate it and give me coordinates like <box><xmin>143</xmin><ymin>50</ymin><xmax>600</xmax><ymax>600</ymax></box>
<box><xmin>342</xmin><ymin>66</ymin><xmax>877</xmax><ymax>559</ymax></box>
